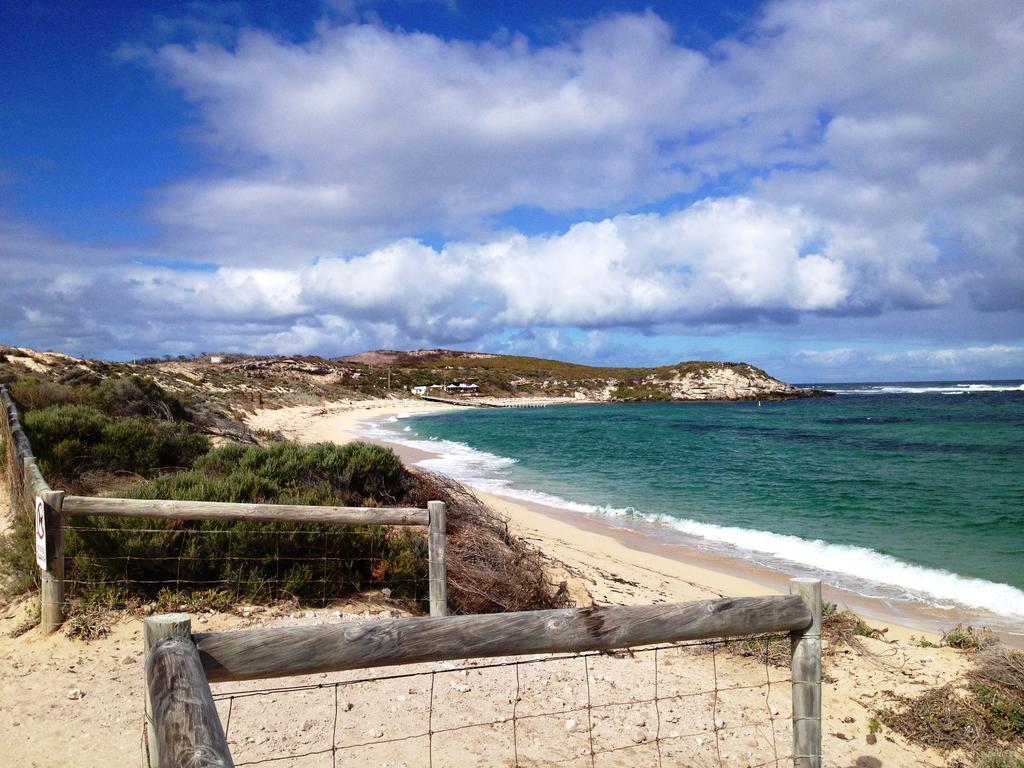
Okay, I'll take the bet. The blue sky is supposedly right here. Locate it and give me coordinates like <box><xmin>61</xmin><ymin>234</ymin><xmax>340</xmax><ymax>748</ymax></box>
<box><xmin>1</xmin><ymin>0</ymin><xmax>1022</xmax><ymax>382</ymax></box>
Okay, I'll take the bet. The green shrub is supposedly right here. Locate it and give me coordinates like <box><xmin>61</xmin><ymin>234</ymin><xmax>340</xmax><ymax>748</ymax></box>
<box><xmin>23</xmin><ymin>404</ymin><xmax>110</xmax><ymax>479</ymax></box>
<box><xmin>58</xmin><ymin>441</ymin><xmax>424</xmax><ymax>606</ymax></box>
<box><xmin>340</xmin><ymin>442</ymin><xmax>405</xmax><ymax>501</ymax></box>
<box><xmin>22</xmin><ymin>404</ymin><xmax>209</xmax><ymax>484</ymax></box>
<box><xmin>0</xmin><ymin>511</ymin><xmax>38</xmax><ymax>597</ymax></box>
<box><xmin>125</xmin><ymin>467</ymin><xmax>282</xmax><ymax>503</ymax></box>
<box><xmin>9</xmin><ymin>378</ymin><xmax>79</xmax><ymax>410</ymax></box>
<box><xmin>943</xmin><ymin>624</ymin><xmax>996</xmax><ymax>651</ymax></box>
<box><xmin>182</xmin><ymin>441</ymin><xmax>407</xmax><ymax>505</ymax></box>
<box><xmin>610</xmin><ymin>386</ymin><xmax>673</xmax><ymax>402</ymax></box>
<box><xmin>96</xmin><ymin>418</ymin><xmax>207</xmax><ymax>474</ymax></box>
<box><xmin>11</xmin><ymin>374</ymin><xmax>189</xmax><ymax>422</ymax></box>
<box><xmin>971</xmin><ymin>682</ymin><xmax>1024</xmax><ymax>740</ymax></box>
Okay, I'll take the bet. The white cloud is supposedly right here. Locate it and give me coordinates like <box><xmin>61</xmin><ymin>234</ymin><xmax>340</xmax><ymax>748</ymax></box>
<box><xmin>142</xmin><ymin>13</ymin><xmax>707</xmax><ymax>256</ymax></box>
<box><xmin>126</xmin><ymin>1</ymin><xmax>1023</xmax><ymax>322</ymax></box>
<box><xmin>2</xmin><ymin>195</ymin><xmax>957</xmax><ymax>356</ymax></box>
<box><xmin>4</xmin><ymin>1</ymin><xmax>1022</xmax><ymax>369</ymax></box>
<box><xmin>796</xmin><ymin>344</ymin><xmax>1024</xmax><ymax>379</ymax></box>
<box><xmin>794</xmin><ymin>348</ymin><xmax>858</xmax><ymax>366</ymax></box>
<box><xmin>296</xmin><ymin>197</ymin><xmax>867</xmax><ymax>335</ymax></box>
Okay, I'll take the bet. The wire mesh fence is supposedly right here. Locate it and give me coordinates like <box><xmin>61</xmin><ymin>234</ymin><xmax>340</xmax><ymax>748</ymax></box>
<box><xmin>206</xmin><ymin>635</ymin><xmax>793</xmax><ymax>768</ymax></box>
<box><xmin>59</xmin><ymin>517</ymin><xmax>433</xmax><ymax>612</ymax></box>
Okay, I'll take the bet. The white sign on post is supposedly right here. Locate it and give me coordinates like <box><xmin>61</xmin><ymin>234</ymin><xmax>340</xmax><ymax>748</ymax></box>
<box><xmin>35</xmin><ymin>496</ymin><xmax>47</xmax><ymax>570</ymax></box>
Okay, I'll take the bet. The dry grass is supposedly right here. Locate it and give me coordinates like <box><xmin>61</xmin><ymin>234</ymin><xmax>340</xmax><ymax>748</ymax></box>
<box><xmin>973</xmin><ymin>751</ymin><xmax>1024</xmax><ymax>768</ymax></box>
<box><xmin>724</xmin><ymin>601</ymin><xmax>887</xmax><ymax>669</ymax></box>
<box><xmin>976</xmin><ymin>646</ymin><xmax>1024</xmax><ymax>694</ymax></box>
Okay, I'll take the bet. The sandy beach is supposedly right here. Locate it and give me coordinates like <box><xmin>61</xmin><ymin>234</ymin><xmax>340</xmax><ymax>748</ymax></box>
<box><xmin>247</xmin><ymin>398</ymin><xmax>967</xmax><ymax>645</ymax></box>
<box><xmin>0</xmin><ymin>397</ymin><xmax>987</xmax><ymax>766</ymax></box>
<box><xmin>252</xmin><ymin>398</ymin><xmax>790</xmax><ymax>608</ymax></box>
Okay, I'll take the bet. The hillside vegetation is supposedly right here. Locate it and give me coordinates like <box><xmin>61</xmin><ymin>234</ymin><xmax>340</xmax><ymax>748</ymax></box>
<box><xmin>1</xmin><ymin>345</ymin><xmax>824</xmax><ymax>417</ymax></box>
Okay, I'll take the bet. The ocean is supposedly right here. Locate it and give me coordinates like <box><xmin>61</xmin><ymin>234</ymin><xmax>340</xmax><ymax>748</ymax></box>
<box><xmin>366</xmin><ymin>381</ymin><xmax>1024</xmax><ymax>632</ymax></box>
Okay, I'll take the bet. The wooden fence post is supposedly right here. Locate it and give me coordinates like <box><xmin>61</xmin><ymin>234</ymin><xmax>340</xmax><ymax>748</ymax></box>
<box><xmin>39</xmin><ymin>489</ymin><xmax>65</xmax><ymax>634</ymax></box>
<box><xmin>144</xmin><ymin>614</ymin><xmax>193</xmax><ymax>768</ymax></box>
<box><xmin>427</xmin><ymin>500</ymin><xmax>448</xmax><ymax>617</ymax></box>
<box><xmin>790</xmin><ymin>578</ymin><xmax>822</xmax><ymax>768</ymax></box>
<box><xmin>20</xmin><ymin>457</ymin><xmax>36</xmax><ymax>517</ymax></box>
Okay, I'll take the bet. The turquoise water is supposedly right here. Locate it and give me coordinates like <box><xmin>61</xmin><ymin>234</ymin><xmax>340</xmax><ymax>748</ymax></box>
<box><xmin>374</xmin><ymin>382</ymin><xmax>1024</xmax><ymax>622</ymax></box>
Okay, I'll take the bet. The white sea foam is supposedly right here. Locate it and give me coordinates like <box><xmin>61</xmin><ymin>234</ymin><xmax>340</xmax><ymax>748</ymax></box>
<box><xmin>648</xmin><ymin>517</ymin><xmax>1024</xmax><ymax>618</ymax></box>
<box><xmin>358</xmin><ymin>416</ymin><xmax>1024</xmax><ymax>621</ymax></box>
<box><xmin>828</xmin><ymin>382</ymin><xmax>1024</xmax><ymax>395</ymax></box>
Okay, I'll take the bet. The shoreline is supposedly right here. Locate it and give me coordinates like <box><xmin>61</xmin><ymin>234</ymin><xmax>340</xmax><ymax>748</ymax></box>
<box><xmin>249</xmin><ymin>398</ymin><xmax>977</xmax><ymax>645</ymax></box>
<box><xmin>248</xmin><ymin>398</ymin><xmax>1023</xmax><ymax>647</ymax></box>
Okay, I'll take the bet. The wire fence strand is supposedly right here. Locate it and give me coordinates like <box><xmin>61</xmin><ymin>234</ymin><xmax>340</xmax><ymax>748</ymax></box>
<box><xmin>206</xmin><ymin>635</ymin><xmax>794</xmax><ymax>767</ymax></box>
<box><xmin>59</xmin><ymin>516</ymin><xmax>432</xmax><ymax>614</ymax></box>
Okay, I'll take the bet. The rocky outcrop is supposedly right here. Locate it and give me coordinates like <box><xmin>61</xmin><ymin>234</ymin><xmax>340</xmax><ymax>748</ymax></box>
<box><xmin>603</xmin><ymin>363</ymin><xmax>829</xmax><ymax>402</ymax></box>
<box><xmin>652</xmin><ymin>363</ymin><xmax>810</xmax><ymax>401</ymax></box>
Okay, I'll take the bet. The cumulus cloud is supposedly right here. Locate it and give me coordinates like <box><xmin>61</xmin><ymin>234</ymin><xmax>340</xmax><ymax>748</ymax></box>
<box><xmin>1</xmin><ymin>195</ymin><xmax>959</xmax><ymax>357</ymax></box>
<box><xmin>121</xmin><ymin>0</ymin><xmax>1023</xmax><ymax>322</ymax></box>
<box><xmin>4</xmin><ymin>1</ymin><xmax>1022</xmax><ymax>368</ymax></box>
<box><xmin>135</xmin><ymin>195</ymin><xmax>940</xmax><ymax>347</ymax></box>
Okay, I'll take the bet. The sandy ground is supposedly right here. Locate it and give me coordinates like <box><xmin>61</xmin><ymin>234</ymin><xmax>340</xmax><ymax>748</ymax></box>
<box><xmin>245</xmin><ymin>397</ymin><xmax>462</xmax><ymax>444</ymax></box>
<box><xmin>0</xmin><ymin>399</ymin><xmax>979</xmax><ymax>766</ymax></box>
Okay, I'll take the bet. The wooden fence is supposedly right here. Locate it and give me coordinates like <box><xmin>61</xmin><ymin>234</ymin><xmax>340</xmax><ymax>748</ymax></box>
<box><xmin>0</xmin><ymin>384</ymin><xmax>450</xmax><ymax>629</ymax></box>
<box><xmin>144</xmin><ymin>579</ymin><xmax>822</xmax><ymax>767</ymax></box>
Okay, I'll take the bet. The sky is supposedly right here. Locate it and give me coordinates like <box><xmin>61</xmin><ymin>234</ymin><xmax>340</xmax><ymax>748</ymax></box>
<box><xmin>1</xmin><ymin>0</ymin><xmax>1022</xmax><ymax>382</ymax></box>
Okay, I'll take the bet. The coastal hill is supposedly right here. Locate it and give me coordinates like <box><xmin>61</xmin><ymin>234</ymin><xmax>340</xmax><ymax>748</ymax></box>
<box><xmin>341</xmin><ymin>348</ymin><xmax>829</xmax><ymax>402</ymax></box>
<box><xmin>0</xmin><ymin>345</ymin><xmax>827</xmax><ymax>412</ymax></box>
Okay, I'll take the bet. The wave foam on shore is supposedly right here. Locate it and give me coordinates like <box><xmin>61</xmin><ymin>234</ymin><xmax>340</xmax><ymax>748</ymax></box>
<box><xmin>826</xmin><ymin>382</ymin><xmax>1024</xmax><ymax>395</ymax></box>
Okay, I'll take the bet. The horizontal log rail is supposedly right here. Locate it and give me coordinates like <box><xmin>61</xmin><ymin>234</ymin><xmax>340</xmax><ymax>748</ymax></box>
<box><xmin>62</xmin><ymin>495</ymin><xmax>428</xmax><ymax>526</ymax></box>
<box><xmin>1</xmin><ymin>386</ymin><xmax>34</xmax><ymax>460</ymax></box>
<box><xmin>195</xmin><ymin>594</ymin><xmax>811</xmax><ymax>682</ymax></box>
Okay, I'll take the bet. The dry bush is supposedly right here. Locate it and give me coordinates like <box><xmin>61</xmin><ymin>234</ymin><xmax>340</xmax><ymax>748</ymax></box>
<box><xmin>406</xmin><ymin>469</ymin><xmax>572</xmax><ymax>614</ymax></box>
<box><xmin>976</xmin><ymin>647</ymin><xmax>1024</xmax><ymax>695</ymax></box>
<box><xmin>63</xmin><ymin>608</ymin><xmax>112</xmax><ymax>641</ymax></box>
<box><xmin>944</xmin><ymin>624</ymin><xmax>998</xmax><ymax>651</ymax></box>
<box><xmin>879</xmin><ymin>644</ymin><xmax>1024</xmax><ymax>757</ymax></box>
<box><xmin>880</xmin><ymin>684</ymin><xmax>991</xmax><ymax>753</ymax></box>
<box><xmin>725</xmin><ymin>601</ymin><xmax>886</xmax><ymax>669</ymax></box>
<box><xmin>7</xmin><ymin>615</ymin><xmax>38</xmax><ymax>639</ymax></box>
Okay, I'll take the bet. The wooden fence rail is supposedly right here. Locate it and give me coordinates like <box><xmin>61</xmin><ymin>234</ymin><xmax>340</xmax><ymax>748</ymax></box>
<box><xmin>146</xmin><ymin>579</ymin><xmax>823</xmax><ymax>768</ymax></box>
<box><xmin>62</xmin><ymin>495</ymin><xmax>429</xmax><ymax>526</ymax></box>
<box><xmin>194</xmin><ymin>593</ymin><xmax>811</xmax><ymax>683</ymax></box>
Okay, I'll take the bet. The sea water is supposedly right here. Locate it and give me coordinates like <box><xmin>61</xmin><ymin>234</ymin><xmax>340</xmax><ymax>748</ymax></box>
<box><xmin>366</xmin><ymin>382</ymin><xmax>1024</xmax><ymax>627</ymax></box>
